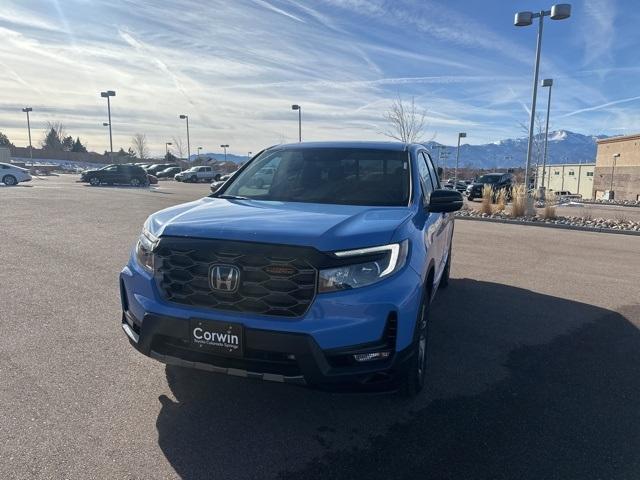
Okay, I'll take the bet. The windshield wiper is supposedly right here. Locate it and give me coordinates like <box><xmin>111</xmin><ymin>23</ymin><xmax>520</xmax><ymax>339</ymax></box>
<box><xmin>217</xmin><ymin>194</ymin><xmax>249</xmax><ymax>200</ymax></box>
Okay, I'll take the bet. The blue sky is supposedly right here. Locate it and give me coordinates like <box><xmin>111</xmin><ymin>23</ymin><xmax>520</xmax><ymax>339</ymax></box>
<box><xmin>0</xmin><ymin>0</ymin><xmax>638</xmax><ymax>156</ymax></box>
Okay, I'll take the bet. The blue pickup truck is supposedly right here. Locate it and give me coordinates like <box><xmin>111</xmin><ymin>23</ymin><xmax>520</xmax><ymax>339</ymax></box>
<box><xmin>120</xmin><ymin>142</ymin><xmax>463</xmax><ymax>395</ymax></box>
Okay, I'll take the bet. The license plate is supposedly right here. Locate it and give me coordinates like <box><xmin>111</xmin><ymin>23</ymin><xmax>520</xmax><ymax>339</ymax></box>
<box><xmin>190</xmin><ymin>319</ymin><xmax>243</xmax><ymax>357</ymax></box>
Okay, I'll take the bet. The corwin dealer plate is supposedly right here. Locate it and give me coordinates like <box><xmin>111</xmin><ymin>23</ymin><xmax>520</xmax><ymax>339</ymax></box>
<box><xmin>189</xmin><ymin>319</ymin><xmax>244</xmax><ymax>358</ymax></box>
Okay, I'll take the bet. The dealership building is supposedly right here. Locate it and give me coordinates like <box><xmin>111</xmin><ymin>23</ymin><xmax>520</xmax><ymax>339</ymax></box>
<box><xmin>536</xmin><ymin>163</ymin><xmax>595</xmax><ymax>199</ymax></box>
<box><xmin>594</xmin><ymin>133</ymin><xmax>640</xmax><ymax>201</ymax></box>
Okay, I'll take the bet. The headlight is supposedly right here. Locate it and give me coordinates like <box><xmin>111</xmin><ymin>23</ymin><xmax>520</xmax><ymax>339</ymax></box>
<box><xmin>318</xmin><ymin>240</ymin><xmax>408</xmax><ymax>293</ymax></box>
<box><xmin>135</xmin><ymin>228</ymin><xmax>157</xmax><ymax>273</ymax></box>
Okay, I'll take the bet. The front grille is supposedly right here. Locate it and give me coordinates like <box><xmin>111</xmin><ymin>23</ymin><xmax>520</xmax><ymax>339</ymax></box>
<box><xmin>155</xmin><ymin>238</ymin><xmax>318</xmax><ymax>317</ymax></box>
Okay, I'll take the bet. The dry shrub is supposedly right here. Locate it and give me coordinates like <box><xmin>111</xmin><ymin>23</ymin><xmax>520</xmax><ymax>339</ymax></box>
<box><xmin>582</xmin><ymin>206</ymin><xmax>594</xmax><ymax>221</ymax></box>
<box><xmin>510</xmin><ymin>184</ymin><xmax>526</xmax><ymax>218</ymax></box>
<box><xmin>495</xmin><ymin>189</ymin><xmax>507</xmax><ymax>213</ymax></box>
<box><xmin>542</xmin><ymin>196</ymin><xmax>557</xmax><ymax>220</ymax></box>
<box><xmin>480</xmin><ymin>184</ymin><xmax>493</xmax><ymax>215</ymax></box>
<box><xmin>615</xmin><ymin>213</ymin><xmax>629</xmax><ymax>224</ymax></box>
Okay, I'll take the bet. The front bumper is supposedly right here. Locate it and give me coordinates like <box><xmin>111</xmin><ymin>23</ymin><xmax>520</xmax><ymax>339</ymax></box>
<box><xmin>122</xmin><ymin>309</ymin><xmax>414</xmax><ymax>390</ymax></box>
<box><xmin>120</xmin><ymin>253</ymin><xmax>423</xmax><ymax>389</ymax></box>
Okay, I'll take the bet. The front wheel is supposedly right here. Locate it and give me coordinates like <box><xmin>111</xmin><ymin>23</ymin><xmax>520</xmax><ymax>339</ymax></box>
<box><xmin>2</xmin><ymin>175</ymin><xmax>17</xmax><ymax>186</ymax></box>
<box><xmin>130</xmin><ymin>177</ymin><xmax>141</xmax><ymax>187</ymax></box>
<box><xmin>400</xmin><ymin>296</ymin><xmax>430</xmax><ymax>397</ymax></box>
<box><xmin>89</xmin><ymin>176</ymin><xmax>100</xmax><ymax>186</ymax></box>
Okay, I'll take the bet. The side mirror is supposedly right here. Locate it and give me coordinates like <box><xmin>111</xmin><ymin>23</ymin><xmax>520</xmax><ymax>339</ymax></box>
<box><xmin>428</xmin><ymin>189</ymin><xmax>463</xmax><ymax>213</ymax></box>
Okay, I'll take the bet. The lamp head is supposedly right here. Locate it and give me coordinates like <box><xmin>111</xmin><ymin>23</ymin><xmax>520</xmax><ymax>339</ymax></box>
<box><xmin>550</xmin><ymin>4</ymin><xmax>571</xmax><ymax>20</ymax></box>
<box><xmin>459</xmin><ymin>132</ymin><xmax>467</xmax><ymax>138</ymax></box>
<box><xmin>179</xmin><ymin>114</ymin><xmax>187</xmax><ymax>119</ymax></box>
<box><xmin>22</xmin><ymin>107</ymin><xmax>32</xmax><ymax>113</ymax></box>
<box><xmin>541</xmin><ymin>78</ymin><xmax>554</xmax><ymax>87</ymax></box>
<box><xmin>514</xmin><ymin>11</ymin><xmax>533</xmax><ymax>26</ymax></box>
<box><xmin>291</xmin><ymin>104</ymin><xmax>300</xmax><ymax>110</ymax></box>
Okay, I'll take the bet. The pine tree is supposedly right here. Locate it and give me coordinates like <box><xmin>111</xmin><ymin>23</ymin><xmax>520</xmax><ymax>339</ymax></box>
<box><xmin>71</xmin><ymin>137</ymin><xmax>87</xmax><ymax>153</ymax></box>
<box><xmin>0</xmin><ymin>131</ymin><xmax>13</xmax><ymax>148</ymax></box>
<box><xmin>42</xmin><ymin>128</ymin><xmax>63</xmax><ymax>150</ymax></box>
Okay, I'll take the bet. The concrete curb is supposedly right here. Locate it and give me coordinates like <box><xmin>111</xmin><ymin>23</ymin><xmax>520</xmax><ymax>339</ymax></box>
<box><xmin>576</xmin><ymin>201</ymin><xmax>640</xmax><ymax>209</ymax></box>
<box><xmin>455</xmin><ymin>215</ymin><xmax>640</xmax><ymax>237</ymax></box>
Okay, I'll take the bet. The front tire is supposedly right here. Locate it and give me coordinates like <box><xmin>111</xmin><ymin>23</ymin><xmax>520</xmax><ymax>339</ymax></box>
<box><xmin>401</xmin><ymin>294</ymin><xmax>430</xmax><ymax>397</ymax></box>
<box><xmin>130</xmin><ymin>177</ymin><xmax>141</xmax><ymax>187</ymax></box>
<box><xmin>2</xmin><ymin>175</ymin><xmax>17</xmax><ymax>186</ymax></box>
<box><xmin>89</xmin><ymin>176</ymin><xmax>100</xmax><ymax>186</ymax></box>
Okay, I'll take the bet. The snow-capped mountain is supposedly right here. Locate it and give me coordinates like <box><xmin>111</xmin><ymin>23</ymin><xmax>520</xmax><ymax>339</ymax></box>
<box><xmin>424</xmin><ymin>130</ymin><xmax>606</xmax><ymax>169</ymax></box>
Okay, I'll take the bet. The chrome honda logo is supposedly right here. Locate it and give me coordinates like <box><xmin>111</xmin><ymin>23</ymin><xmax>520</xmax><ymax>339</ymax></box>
<box><xmin>209</xmin><ymin>264</ymin><xmax>240</xmax><ymax>293</ymax></box>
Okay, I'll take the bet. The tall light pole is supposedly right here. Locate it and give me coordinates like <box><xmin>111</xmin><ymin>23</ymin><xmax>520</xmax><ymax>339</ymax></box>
<box><xmin>220</xmin><ymin>144</ymin><xmax>229</xmax><ymax>162</ymax></box>
<box><xmin>179</xmin><ymin>114</ymin><xmax>190</xmax><ymax>161</ymax></box>
<box><xmin>515</xmin><ymin>4</ymin><xmax>571</xmax><ymax>192</ymax></box>
<box><xmin>197</xmin><ymin>146</ymin><xmax>202</xmax><ymax>162</ymax></box>
<box><xmin>165</xmin><ymin>142</ymin><xmax>172</xmax><ymax>156</ymax></box>
<box><xmin>291</xmin><ymin>104</ymin><xmax>301</xmax><ymax>142</ymax></box>
<box><xmin>21</xmin><ymin>107</ymin><xmax>33</xmax><ymax>161</ymax></box>
<box><xmin>454</xmin><ymin>132</ymin><xmax>467</xmax><ymax>185</ymax></box>
<box><xmin>100</xmin><ymin>90</ymin><xmax>116</xmax><ymax>157</ymax></box>
<box><xmin>538</xmin><ymin>78</ymin><xmax>554</xmax><ymax>198</ymax></box>
<box><xmin>610</xmin><ymin>153</ymin><xmax>620</xmax><ymax>198</ymax></box>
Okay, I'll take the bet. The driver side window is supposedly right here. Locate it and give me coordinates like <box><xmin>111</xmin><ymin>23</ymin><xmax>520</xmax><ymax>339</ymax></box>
<box><xmin>417</xmin><ymin>152</ymin><xmax>434</xmax><ymax>205</ymax></box>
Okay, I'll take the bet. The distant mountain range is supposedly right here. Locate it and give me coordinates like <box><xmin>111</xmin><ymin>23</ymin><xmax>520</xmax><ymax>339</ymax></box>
<box><xmin>190</xmin><ymin>130</ymin><xmax>606</xmax><ymax>169</ymax></box>
<box><xmin>425</xmin><ymin>130</ymin><xmax>606</xmax><ymax>169</ymax></box>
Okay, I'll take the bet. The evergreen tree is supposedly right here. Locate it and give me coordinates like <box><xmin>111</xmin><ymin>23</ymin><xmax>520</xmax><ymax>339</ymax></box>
<box><xmin>71</xmin><ymin>137</ymin><xmax>87</xmax><ymax>153</ymax></box>
<box><xmin>0</xmin><ymin>131</ymin><xmax>13</xmax><ymax>148</ymax></box>
<box><xmin>42</xmin><ymin>128</ymin><xmax>63</xmax><ymax>150</ymax></box>
<box><xmin>62</xmin><ymin>135</ymin><xmax>74</xmax><ymax>151</ymax></box>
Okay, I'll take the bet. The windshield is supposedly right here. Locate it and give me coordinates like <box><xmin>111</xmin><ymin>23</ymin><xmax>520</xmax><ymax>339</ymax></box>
<box><xmin>477</xmin><ymin>174</ymin><xmax>501</xmax><ymax>184</ymax></box>
<box><xmin>222</xmin><ymin>147</ymin><xmax>410</xmax><ymax>206</ymax></box>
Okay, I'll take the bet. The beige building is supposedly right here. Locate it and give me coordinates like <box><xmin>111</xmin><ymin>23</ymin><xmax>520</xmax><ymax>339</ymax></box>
<box><xmin>594</xmin><ymin>133</ymin><xmax>640</xmax><ymax>201</ymax></box>
<box><xmin>536</xmin><ymin>163</ymin><xmax>595</xmax><ymax>199</ymax></box>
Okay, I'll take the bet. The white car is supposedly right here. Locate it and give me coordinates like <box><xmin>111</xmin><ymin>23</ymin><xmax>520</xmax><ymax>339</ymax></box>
<box><xmin>0</xmin><ymin>162</ymin><xmax>32</xmax><ymax>186</ymax></box>
<box><xmin>174</xmin><ymin>166</ymin><xmax>222</xmax><ymax>183</ymax></box>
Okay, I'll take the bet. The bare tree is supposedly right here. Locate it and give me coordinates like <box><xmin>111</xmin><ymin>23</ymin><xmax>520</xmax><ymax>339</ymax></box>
<box><xmin>41</xmin><ymin>121</ymin><xmax>67</xmax><ymax>150</ymax></box>
<box><xmin>519</xmin><ymin>113</ymin><xmax>546</xmax><ymax>170</ymax></box>
<box><xmin>171</xmin><ymin>136</ymin><xmax>186</xmax><ymax>159</ymax></box>
<box><xmin>131</xmin><ymin>133</ymin><xmax>149</xmax><ymax>159</ymax></box>
<box><xmin>382</xmin><ymin>96</ymin><xmax>429</xmax><ymax>143</ymax></box>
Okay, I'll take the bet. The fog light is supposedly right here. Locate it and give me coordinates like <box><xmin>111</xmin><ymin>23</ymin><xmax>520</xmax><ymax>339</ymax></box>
<box><xmin>353</xmin><ymin>351</ymin><xmax>391</xmax><ymax>362</ymax></box>
<box><xmin>286</xmin><ymin>354</ymin><xmax>296</xmax><ymax>360</ymax></box>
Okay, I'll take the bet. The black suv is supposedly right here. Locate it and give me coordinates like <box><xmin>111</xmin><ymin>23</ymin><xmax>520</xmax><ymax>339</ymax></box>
<box><xmin>466</xmin><ymin>173</ymin><xmax>514</xmax><ymax>201</ymax></box>
<box><xmin>80</xmin><ymin>164</ymin><xmax>149</xmax><ymax>187</ymax></box>
<box><xmin>146</xmin><ymin>163</ymin><xmax>179</xmax><ymax>176</ymax></box>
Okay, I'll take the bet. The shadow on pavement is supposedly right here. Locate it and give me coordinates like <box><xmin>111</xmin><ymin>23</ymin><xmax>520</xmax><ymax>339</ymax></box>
<box><xmin>155</xmin><ymin>279</ymin><xmax>640</xmax><ymax>480</ymax></box>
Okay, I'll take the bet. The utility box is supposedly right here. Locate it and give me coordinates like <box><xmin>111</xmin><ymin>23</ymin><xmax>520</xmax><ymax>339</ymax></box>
<box><xmin>603</xmin><ymin>190</ymin><xmax>615</xmax><ymax>200</ymax></box>
<box><xmin>0</xmin><ymin>147</ymin><xmax>9</xmax><ymax>163</ymax></box>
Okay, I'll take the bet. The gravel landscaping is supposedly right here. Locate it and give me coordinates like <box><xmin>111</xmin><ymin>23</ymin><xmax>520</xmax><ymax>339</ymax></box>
<box><xmin>456</xmin><ymin>208</ymin><xmax>640</xmax><ymax>235</ymax></box>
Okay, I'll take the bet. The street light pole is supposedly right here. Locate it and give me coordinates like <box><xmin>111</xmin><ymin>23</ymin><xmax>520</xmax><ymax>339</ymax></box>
<box><xmin>454</xmin><ymin>132</ymin><xmax>467</xmax><ymax>185</ymax></box>
<box><xmin>291</xmin><ymin>104</ymin><xmax>301</xmax><ymax>142</ymax></box>
<box><xmin>515</xmin><ymin>4</ymin><xmax>571</xmax><ymax>193</ymax></box>
<box><xmin>100</xmin><ymin>90</ymin><xmax>116</xmax><ymax>158</ymax></box>
<box><xmin>197</xmin><ymin>146</ymin><xmax>202</xmax><ymax>162</ymax></box>
<box><xmin>22</xmin><ymin>107</ymin><xmax>33</xmax><ymax>161</ymax></box>
<box><xmin>539</xmin><ymin>78</ymin><xmax>553</xmax><ymax>198</ymax></box>
<box><xmin>610</xmin><ymin>153</ymin><xmax>620</xmax><ymax>197</ymax></box>
<box><xmin>220</xmin><ymin>144</ymin><xmax>229</xmax><ymax>162</ymax></box>
<box><xmin>179</xmin><ymin>114</ymin><xmax>190</xmax><ymax>161</ymax></box>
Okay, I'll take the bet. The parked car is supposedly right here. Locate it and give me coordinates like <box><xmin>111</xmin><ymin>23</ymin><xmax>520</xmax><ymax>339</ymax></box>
<box><xmin>156</xmin><ymin>166</ymin><xmax>182</xmax><ymax>179</ymax></box>
<box><xmin>120</xmin><ymin>142</ymin><xmax>463</xmax><ymax>395</ymax></box>
<box><xmin>145</xmin><ymin>163</ymin><xmax>179</xmax><ymax>176</ymax></box>
<box><xmin>466</xmin><ymin>173</ymin><xmax>514</xmax><ymax>201</ymax></box>
<box><xmin>147</xmin><ymin>174</ymin><xmax>158</xmax><ymax>185</ymax></box>
<box><xmin>80</xmin><ymin>164</ymin><xmax>149</xmax><ymax>187</ymax></box>
<box><xmin>174</xmin><ymin>165</ymin><xmax>222</xmax><ymax>183</ymax></box>
<box><xmin>0</xmin><ymin>162</ymin><xmax>32</xmax><ymax>186</ymax></box>
<box><xmin>444</xmin><ymin>180</ymin><xmax>467</xmax><ymax>193</ymax></box>
<box><xmin>210</xmin><ymin>173</ymin><xmax>233</xmax><ymax>193</ymax></box>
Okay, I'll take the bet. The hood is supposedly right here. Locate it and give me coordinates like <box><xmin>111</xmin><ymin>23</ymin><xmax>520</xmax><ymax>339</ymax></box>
<box><xmin>147</xmin><ymin>198</ymin><xmax>413</xmax><ymax>252</ymax></box>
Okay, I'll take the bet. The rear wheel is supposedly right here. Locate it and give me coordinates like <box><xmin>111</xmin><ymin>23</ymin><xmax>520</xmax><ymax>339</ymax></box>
<box><xmin>401</xmin><ymin>293</ymin><xmax>430</xmax><ymax>397</ymax></box>
<box><xmin>89</xmin><ymin>176</ymin><xmax>100</xmax><ymax>186</ymax></box>
<box><xmin>2</xmin><ymin>175</ymin><xmax>17</xmax><ymax>186</ymax></box>
<box><xmin>130</xmin><ymin>177</ymin><xmax>141</xmax><ymax>187</ymax></box>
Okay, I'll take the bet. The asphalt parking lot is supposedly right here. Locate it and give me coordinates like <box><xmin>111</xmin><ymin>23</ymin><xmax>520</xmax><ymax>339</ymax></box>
<box><xmin>1</xmin><ymin>174</ymin><xmax>639</xmax><ymax>480</ymax></box>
